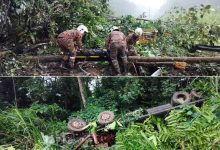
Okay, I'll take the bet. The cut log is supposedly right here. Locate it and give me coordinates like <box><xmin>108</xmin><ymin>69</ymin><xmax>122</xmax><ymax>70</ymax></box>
<box><xmin>128</xmin><ymin>56</ymin><xmax>220</xmax><ymax>63</ymax></box>
<box><xmin>23</xmin><ymin>55</ymin><xmax>109</xmax><ymax>63</ymax></box>
<box><xmin>1</xmin><ymin>48</ymin><xmax>220</xmax><ymax>64</ymax></box>
<box><xmin>22</xmin><ymin>49</ymin><xmax>109</xmax><ymax>62</ymax></box>
<box><xmin>136</xmin><ymin>62</ymin><xmax>174</xmax><ymax>66</ymax></box>
<box><xmin>23</xmin><ymin>55</ymin><xmax>220</xmax><ymax>63</ymax></box>
<box><xmin>24</xmin><ymin>55</ymin><xmax>63</xmax><ymax>62</ymax></box>
<box><xmin>21</xmin><ymin>49</ymin><xmax>220</xmax><ymax>64</ymax></box>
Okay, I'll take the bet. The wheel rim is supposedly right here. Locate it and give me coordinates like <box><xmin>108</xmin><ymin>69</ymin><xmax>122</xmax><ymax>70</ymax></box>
<box><xmin>68</xmin><ymin>119</ymin><xmax>87</xmax><ymax>132</ymax></box>
<box><xmin>97</xmin><ymin>111</ymin><xmax>115</xmax><ymax>125</ymax></box>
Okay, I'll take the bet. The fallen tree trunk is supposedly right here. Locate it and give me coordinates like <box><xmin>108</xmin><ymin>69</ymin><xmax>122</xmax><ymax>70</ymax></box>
<box><xmin>23</xmin><ymin>55</ymin><xmax>109</xmax><ymax>63</ymax></box>
<box><xmin>23</xmin><ymin>55</ymin><xmax>220</xmax><ymax>63</ymax></box>
<box><xmin>2</xmin><ymin>47</ymin><xmax>220</xmax><ymax>63</ymax></box>
<box><xmin>136</xmin><ymin>62</ymin><xmax>174</xmax><ymax>66</ymax></box>
<box><xmin>128</xmin><ymin>56</ymin><xmax>220</xmax><ymax>63</ymax></box>
<box><xmin>24</xmin><ymin>55</ymin><xmax>62</xmax><ymax>62</ymax></box>
<box><xmin>22</xmin><ymin>49</ymin><xmax>109</xmax><ymax>62</ymax></box>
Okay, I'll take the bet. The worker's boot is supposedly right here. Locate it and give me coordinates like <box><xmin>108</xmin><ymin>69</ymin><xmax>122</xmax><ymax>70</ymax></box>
<box><xmin>121</xmin><ymin>56</ymin><xmax>128</xmax><ymax>75</ymax></box>
<box><xmin>69</xmin><ymin>56</ymin><xmax>76</xmax><ymax>69</ymax></box>
<box><xmin>112</xmin><ymin>60</ymin><xmax>121</xmax><ymax>75</ymax></box>
<box><xmin>60</xmin><ymin>55</ymin><xmax>69</xmax><ymax>69</ymax></box>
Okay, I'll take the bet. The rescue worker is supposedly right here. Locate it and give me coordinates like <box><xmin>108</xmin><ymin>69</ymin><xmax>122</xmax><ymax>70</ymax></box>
<box><xmin>57</xmin><ymin>25</ymin><xmax>88</xmax><ymax>68</ymax></box>
<box><xmin>126</xmin><ymin>28</ymin><xmax>143</xmax><ymax>56</ymax></box>
<box><xmin>105</xmin><ymin>26</ymin><xmax>128</xmax><ymax>75</ymax></box>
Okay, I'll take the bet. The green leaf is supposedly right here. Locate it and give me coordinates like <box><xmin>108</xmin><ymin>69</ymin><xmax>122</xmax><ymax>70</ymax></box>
<box><xmin>187</xmin><ymin>111</ymin><xmax>193</xmax><ymax>116</ymax></box>
<box><xmin>104</xmin><ymin>121</ymin><xmax>117</xmax><ymax>131</ymax></box>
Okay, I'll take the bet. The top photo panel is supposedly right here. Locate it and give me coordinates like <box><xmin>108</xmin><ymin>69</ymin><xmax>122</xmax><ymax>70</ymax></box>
<box><xmin>1</xmin><ymin>0</ymin><xmax>220</xmax><ymax>76</ymax></box>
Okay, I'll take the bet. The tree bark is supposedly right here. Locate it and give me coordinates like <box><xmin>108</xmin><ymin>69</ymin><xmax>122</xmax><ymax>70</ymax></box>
<box><xmin>77</xmin><ymin>77</ymin><xmax>86</xmax><ymax>108</ymax></box>
<box><xmin>12</xmin><ymin>77</ymin><xmax>17</xmax><ymax>107</ymax></box>
<box><xmin>136</xmin><ymin>62</ymin><xmax>174</xmax><ymax>66</ymax></box>
<box><xmin>128</xmin><ymin>56</ymin><xmax>220</xmax><ymax>63</ymax></box>
<box><xmin>23</xmin><ymin>55</ymin><xmax>220</xmax><ymax>63</ymax></box>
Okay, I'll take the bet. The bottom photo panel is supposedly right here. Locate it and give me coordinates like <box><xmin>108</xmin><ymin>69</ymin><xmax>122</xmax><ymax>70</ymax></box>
<box><xmin>0</xmin><ymin>77</ymin><xmax>220</xmax><ymax>150</ymax></box>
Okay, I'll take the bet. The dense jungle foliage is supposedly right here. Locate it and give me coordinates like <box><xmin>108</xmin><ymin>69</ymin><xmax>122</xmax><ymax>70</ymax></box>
<box><xmin>0</xmin><ymin>0</ymin><xmax>111</xmax><ymax>48</ymax></box>
<box><xmin>114</xmin><ymin>96</ymin><xmax>220</xmax><ymax>150</ymax></box>
<box><xmin>1</xmin><ymin>1</ymin><xmax>220</xmax><ymax>75</ymax></box>
<box><xmin>0</xmin><ymin>77</ymin><xmax>220</xmax><ymax>149</ymax></box>
<box><xmin>1</xmin><ymin>0</ymin><xmax>219</xmax><ymax>49</ymax></box>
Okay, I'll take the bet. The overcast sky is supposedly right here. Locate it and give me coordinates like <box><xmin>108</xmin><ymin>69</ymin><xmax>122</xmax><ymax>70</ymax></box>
<box><xmin>128</xmin><ymin>0</ymin><xmax>167</xmax><ymax>10</ymax></box>
<box><xmin>109</xmin><ymin>0</ymin><xmax>220</xmax><ymax>19</ymax></box>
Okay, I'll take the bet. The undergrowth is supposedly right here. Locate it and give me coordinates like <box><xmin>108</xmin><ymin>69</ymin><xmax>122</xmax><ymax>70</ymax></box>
<box><xmin>114</xmin><ymin>95</ymin><xmax>220</xmax><ymax>150</ymax></box>
<box><xmin>0</xmin><ymin>104</ymin><xmax>69</xmax><ymax>150</ymax></box>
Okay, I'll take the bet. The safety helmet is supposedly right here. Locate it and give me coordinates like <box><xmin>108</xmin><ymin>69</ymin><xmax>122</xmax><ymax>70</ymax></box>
<box><xmin>154</xmin><ymin>29</ymin><xmax>159</xmax><ymax>33</ymax></box>
<box><xmin>110</xmin><ymin>26</ymin><xmax>119</xmax><ymax>32</ymax></box>
<box><xmin>77</xmin><ymin>25</ymin><xmax>88</xmax><ymax>34</ymax></box>
<box><xmin>135</xmin><ymin>28</ymin><xmax>143</xmax><ymax>36</ymax></box>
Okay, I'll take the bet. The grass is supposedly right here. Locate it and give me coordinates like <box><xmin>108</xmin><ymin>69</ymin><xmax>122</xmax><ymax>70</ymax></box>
<box><xmin>0</xmin><ymin>105</ymin><xmax>69</xmax><ymax>150</ymax></box>
<box><xmin>0</xmin><ymin>108</ymin><xmax>44</xmax><ymax>149</ymax></box>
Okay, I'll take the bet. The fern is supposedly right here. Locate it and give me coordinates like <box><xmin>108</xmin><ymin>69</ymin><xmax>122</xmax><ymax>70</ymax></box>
<box><xmin>114</xmin><ymin>96</ymin><xmax>220</xmax><ymax>150</ymax></box>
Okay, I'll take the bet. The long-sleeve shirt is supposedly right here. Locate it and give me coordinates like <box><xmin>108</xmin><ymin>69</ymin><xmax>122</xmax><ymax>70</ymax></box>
<box><xmin>57</xmin><ymin>29</ymin><xmax>83</xmax><ymax>49</ymax></box>
<box><xmin>105</xmin><ymin>31</ymin><xmax>126</xmax><ymax>49</ymax></box>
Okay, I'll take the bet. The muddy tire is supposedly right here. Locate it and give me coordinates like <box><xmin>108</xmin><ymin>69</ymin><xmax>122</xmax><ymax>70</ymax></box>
<box><xmin>68</xmin><ymin>119</ymin><xmax>87</xmax><ymax>132</ymax></box>
<box><xmin>97</xmin><ymin>111</ymin><xmax>115</xmax><ymax>125</ymax></box>
<box><xmin>190</xmin><ymin>90</ymin><xmax>203</xmax><ymax>100</ymax></box>
<box><xmin>171</xmin><ymin>91</ymin><xmax>191</xmax><ymax>106</ymax></box>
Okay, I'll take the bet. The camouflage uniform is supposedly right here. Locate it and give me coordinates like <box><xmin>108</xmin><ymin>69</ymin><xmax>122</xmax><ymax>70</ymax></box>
<box><xmin>57</xmin><ymin>29</ymin><xmax>83</xmax><ymax>68</ymax></box>
<box><xmin>126</xmin><ymin>33</ymin><xmax>139</xmax><ymax>56</ymax></box>
<box><xmin>105</xmin><ymin>31</ymin><xmax>128</xmax><ymax>75</ymax></box>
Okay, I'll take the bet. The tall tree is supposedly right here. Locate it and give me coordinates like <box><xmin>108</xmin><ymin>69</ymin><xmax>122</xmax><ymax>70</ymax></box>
<box><xmin>77</xmin><ymin>77</ymin><xmax>86</xmax><ymax>108</ymax></box>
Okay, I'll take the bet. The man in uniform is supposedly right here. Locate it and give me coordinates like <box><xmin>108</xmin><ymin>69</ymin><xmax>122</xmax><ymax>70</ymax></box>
<box><xmin>105</xmin><ymin>26</ymin><xmax>128</xmax><ymax>75</ymax></box>
<box><xmin>57</xmin><ymin>25</ymin><xmax>88</xmax><ymax>68</ymax></box>
<box><xmin>126</xmin><ymin>28</ymin><xmax>143</xmax><ymax>56</ymax></box>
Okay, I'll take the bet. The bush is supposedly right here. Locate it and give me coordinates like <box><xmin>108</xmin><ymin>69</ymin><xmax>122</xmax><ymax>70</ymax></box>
<box><xmin>30</xmin><ymin>102</ymin><xmax>67</xmax><ymax>120</ymax></box>
<box><xmin>0</xmin><ymin>107</ymin><xmax>68</xmax><ymax>149</ymax></box>
<box><xmin>69</xmin><ymin>99</ymin><xmax>109</xmax><ymax>122</ymax></box>
<box><xmin>114</xmin><ymin>95</ymin><xmax>220</xmax><ymax>150</ymax></box>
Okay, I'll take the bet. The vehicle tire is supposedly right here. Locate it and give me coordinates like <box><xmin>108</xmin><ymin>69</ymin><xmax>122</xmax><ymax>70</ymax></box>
<box><xmin>190</xmin><ymin>90</ymin><xmax>203</xmax><ymax>100</ymax></box>
<box><xmin>68</xmin><ymin>119</ymin><xmax>87</xmax><ymax>132</ymax></box>
<box><xmin>171</xmin><ymin>91</ymin><xmax>191</xmax><ymax>106</ymax></box>
<box><xmin>97</xmin><ymin>111</ymin><xmax>115</xmax><ymax>125</ymax></box>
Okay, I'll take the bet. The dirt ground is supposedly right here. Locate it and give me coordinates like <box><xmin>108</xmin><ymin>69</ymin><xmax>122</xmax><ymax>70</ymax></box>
<box><xmin>10</xmin><ymin>61</ymin><xmax>220</xmax><ymax>76</ymax></box>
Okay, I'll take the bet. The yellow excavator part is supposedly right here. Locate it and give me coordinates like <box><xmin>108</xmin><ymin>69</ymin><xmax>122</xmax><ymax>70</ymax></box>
<box><xmin>138</xmin><ymin>29</ymin><xmax>158</xmax><ymax>45</ymax></box>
